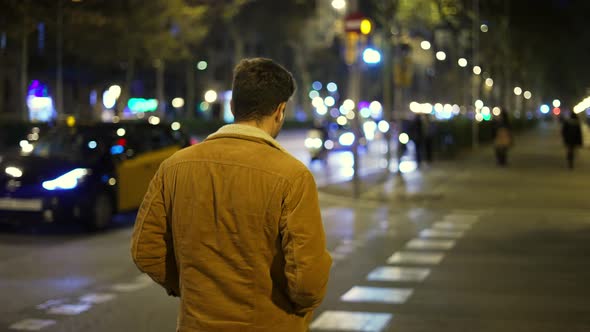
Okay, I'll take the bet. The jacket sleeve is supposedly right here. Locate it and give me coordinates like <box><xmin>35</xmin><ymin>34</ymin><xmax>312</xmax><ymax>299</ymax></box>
<box><xmin>130</xmin><ymin>165</ymin><xmax>180</xmax><ymax>296</ymax></box>
<box><xmin>280</xmin><ymin>170</ymin><xmax>332</xmax><ymax>314</ymax></box>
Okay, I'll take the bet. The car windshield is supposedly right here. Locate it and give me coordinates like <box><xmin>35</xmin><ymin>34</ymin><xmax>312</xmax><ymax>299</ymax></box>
<box><xmin>29</xmin><ymin>127</ymin><xmax>107</xmax><ymax>161</ymax></box>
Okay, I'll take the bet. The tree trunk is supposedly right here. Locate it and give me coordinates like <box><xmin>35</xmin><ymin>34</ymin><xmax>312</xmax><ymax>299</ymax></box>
<box><xmin>0</xmin><ymin>54</ymin><xmax>5</xmax><ymax>116</ymax></box>
<box><xmin>156</xmin><ymin>59</ymin><xmax>165</xmax><ymax>118</ymax></box>
<box><xmin>20</xmin><ymin>20</ymin><xmax>29</xmax><ymax>122</ymax></box>
<box><xmin>230</xmin><ymin>26</ymin><xmax>245</xmax><ymax>67</ymax></box>
<box><xmin>56</xmin><ymin>0</ymin><xmax>64</xmax><ymax>119</ymax></box>
<box><xmin>117</xmin><ymin>55</ymin><xmax>135</xmax><ymax>118</ymax></box>
<box><xmin>289</xmin><ymin>42</ymin><xmax>311</xmax><ymax>120</ymax></box>
<box><xmin>185</xmin><ymin>60</ymin><xmax>195</xmax><ymax>119</ymax></box>
<box><xmin>382</xmin><ymin>36</ymin><xmax>394</xmax><ymax>172</ymax></box>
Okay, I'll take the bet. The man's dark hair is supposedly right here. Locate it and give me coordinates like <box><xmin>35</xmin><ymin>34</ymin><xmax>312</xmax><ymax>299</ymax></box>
<box><xmin>231</xmin><ymin>58</ymin><xmax>296</xmax><ymax>122</ymax></box>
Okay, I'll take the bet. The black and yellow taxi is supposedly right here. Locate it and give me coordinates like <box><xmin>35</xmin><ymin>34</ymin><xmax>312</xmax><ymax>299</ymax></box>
<box><xmin>0</xmin><ymin>120</ymin><xmax>190</xmax><ymax>230</ymax></box>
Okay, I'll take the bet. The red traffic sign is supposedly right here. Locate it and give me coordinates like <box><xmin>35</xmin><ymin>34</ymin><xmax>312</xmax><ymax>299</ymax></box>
<box><xmin>344</xmin><ymin>12</ymin><xmax>366</xmax><ymax>33</ymax></box>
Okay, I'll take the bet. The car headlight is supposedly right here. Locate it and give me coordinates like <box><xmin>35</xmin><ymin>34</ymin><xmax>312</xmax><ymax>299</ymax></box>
<box><xmin>42</xmin><ymin>168</ymin><xmax>90</xmax><ymax>191</ymax></box>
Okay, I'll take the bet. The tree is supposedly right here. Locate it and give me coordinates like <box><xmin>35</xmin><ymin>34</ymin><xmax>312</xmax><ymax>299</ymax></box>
<box><xmin>0</xmin><ymin>0</ymin><xmax>48</xmax><ymax>120</ymax></box>
<box><xmin>61</xmin><ymin>0</ymin><xmax>211</xmax><ymax>118</ymax></box>
<box><xmin>226</xmin><ymin>0</ymin><xmax>321</xmax><ymax>118</ymax></box>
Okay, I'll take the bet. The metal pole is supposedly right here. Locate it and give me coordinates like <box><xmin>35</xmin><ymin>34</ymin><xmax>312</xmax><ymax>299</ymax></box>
<box><xmin>56</xmin><ymin>0</ymin><xmax>64</xmax><ymax>119</ymax></box>
<box><xmin>350</xmin><ymin>61</ymin><xmax>361</xmax><ymax>198</ymax></box>
<box><xmin>471</xmin><ymin>0</ymin><xmax>480</xmax><ymax>149</ymax></box>
<box><xmin>156</xmin><ymin>60</ymin><xmax>165</xmax><ymax>118</ymax></box>
<box><xmin>382</xmin><ymin>35</ymin><xmax>393</xmax><ymax>173</ymax></box>
<box><xmin>21</xmin><ymin>16</ymin><xmax>28</xmax><ymax>121</ymax></box>
<box><xmin>345</xmin><ymin>0</ymin><xmax>361</xmax><ymax>198</ymax></box>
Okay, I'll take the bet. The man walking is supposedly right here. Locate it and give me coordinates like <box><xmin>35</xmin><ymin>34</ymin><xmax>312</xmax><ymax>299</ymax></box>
<box><xmin>561</xmin><ymin>110</ymin><xmax>583</xmax><ymax>169</ymax></box>
<box><xmin>131</xmin><ymin>58</ymin><xmax>332</xmax><ymax>331</ymax></box>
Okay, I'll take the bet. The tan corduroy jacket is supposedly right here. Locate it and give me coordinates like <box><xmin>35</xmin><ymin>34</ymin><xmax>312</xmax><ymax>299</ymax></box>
<box><xmin>131</xmin><ymin>124</ymin><xmax>332</xmax><ymax>331</ymax></box>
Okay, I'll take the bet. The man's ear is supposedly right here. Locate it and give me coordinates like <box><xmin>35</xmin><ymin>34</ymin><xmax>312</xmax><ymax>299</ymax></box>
<box><xmin>276</xmin><ymin>102</ymin><xmax>286</xmax><ymax>122</ymax></box>
<box><xmin>230</xmin><ymin>99</ymin><xmax>235</xmax><ymax>117</ymax></box>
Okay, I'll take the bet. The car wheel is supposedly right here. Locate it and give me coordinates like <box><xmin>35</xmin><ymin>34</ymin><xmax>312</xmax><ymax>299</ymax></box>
<box><xmin>88</xmin><ymin>192</ymin><xmax>113</xmax><ymax>231</ymax></box>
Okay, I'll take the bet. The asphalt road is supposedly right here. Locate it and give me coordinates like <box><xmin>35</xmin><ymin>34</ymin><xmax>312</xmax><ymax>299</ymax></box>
<box><xmin>1</xmin><ymin>121</ymin><xmax>590</xmax><ymax>332</ymax></box>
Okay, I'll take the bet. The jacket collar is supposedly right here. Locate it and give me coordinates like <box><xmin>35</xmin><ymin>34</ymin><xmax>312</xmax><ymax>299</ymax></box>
<box><xmin>205</xmin><ymin>124</ymin><xmax>289</xmax><ymax>153</ymax></box>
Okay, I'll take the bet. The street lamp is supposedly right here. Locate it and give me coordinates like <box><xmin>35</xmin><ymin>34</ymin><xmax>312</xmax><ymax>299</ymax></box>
<box><xmin>553</xmin><ymin>99</ymin><xmax>561</xmax><ymax>107</ymax></box>
<box><xmin>420</xmin><ymin>41</ymin><xmax>431</xmax><ymax>50</ymax></box>
<box><xmin>514</xmin><ymin>87</ymin><xmax>522</xmax><ymax>96</ymax></box>
<box><xmin>473</xmin><ymin>66</ymin><xmax>482</xmax><ymax>75</ymax></box>
<box><xmin>480</xmin><ymin>24</ymin><xmax>489</xmax><ymax>33</ymax></box>
<box><xmin>204</xmin><ymin>90</ymin><xmax>218</xmax><ymax>103</ymax></box>
<box><xmin>458</xmin><ymin>58</ymin><xmax>468</xmax><ymax>67</ymax></box>
<box><xmin>485</xmin><ymin>78</ymin><xmax>494</xmax><ymax>87</ymax></box>
<box><xmin>523</xmin><ymin>91</ymin><xmax>532</xmax><ymax>100</ymax></box>
<box><xmin>331</xmin><ymin>0</ymin><xmax>346</xmax><ymax>10</ymax></box>
<box><xmin>197</xmin><ymin>61</ymin><xmax>207</xmax><ymax>71</ymax></box>
<box><xmin>475</xmin><ymin>99</ymin><xmax>484</xmax><ymax>109</ymax></box>
<box><xmin>327</xmin><ymin>82</ymin><xmax>338</xmax><ymax>92</ymax></box>
<box><xmin>172</xmin><ymin>97</ymin><xmax>185</xmax><ymax>108</ymax></box>
<box><xmin>436</xmin><ymin>51</ymin><xmax>447</xmax><ymax>61</ymax></box>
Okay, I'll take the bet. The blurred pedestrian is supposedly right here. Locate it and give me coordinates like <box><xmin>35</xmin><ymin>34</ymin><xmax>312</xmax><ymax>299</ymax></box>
<box><xmin>308</xmin><ymin>118</ymin><xmax>329</xmax><ymax>163</ymax></box>
<box><xmin>561</xmin><ymin>110</ymin><xmax>582</xmax><ymax>169</ymax></box>
<box><xmin>421</xmin><ymin>114</ymin><xmax>436</xmax><ymax>164</ymax></box>
<box><xmin>131</xmin><ymin>58</ymin><xmax>332</xmax><ymax>331</ymax></box>
<box><xmin>411</xmin><ymin>113</ymin><xmax>425</xmax><ymax>167</ymax></box>
<box><xmin>492</xmin><ymin>110</ymin><xmax>513</xmax><ymax>166</ymax></box>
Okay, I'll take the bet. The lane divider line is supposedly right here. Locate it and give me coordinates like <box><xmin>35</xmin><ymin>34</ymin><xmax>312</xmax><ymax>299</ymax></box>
<box><xmin>8</xmin><ymin>319</ymin><xmax>57</xmax><ymax>331</ymax></box>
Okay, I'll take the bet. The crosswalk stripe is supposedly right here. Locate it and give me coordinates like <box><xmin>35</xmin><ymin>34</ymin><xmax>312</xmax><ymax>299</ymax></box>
<box><xmin>9</xmin><ymin>319</ymin><xmax>56</xmax><ymax>331</ymax></box>
<box><xmin>341</xmin><ymin>286</ymin><xmax>413</xmax><ymax>304</ymax></box>
<box><xmin>367</xmin><ymin>266</ymin><xmax>430</xmax><ymax>282</ymax></box>
<box><xmin>387</xmin><ymin>251</ymin><xmax>445</xmax><ymax>265</ymax></box>
<box><xmin>46</xmin><ymin>303</ymin><xmax>92</xmax><ymax>315</ymax></box>
<box><xmin>419</xmin><ymin>229</ymin><xmax>464</xmax><ymax>238</ymax></box>
<box><xmin>310</xmin><ymin>311</ymin><xmax>392</xmax><ymax>332</ymax></box>
<box><xmin>432</xmin><ymin>222</ymin><xmax>472</xmax><ymax>231</ymax></box>
<box><xmin>312</xmin><ymin>212</ymin><xmax>482</xmax><ymax>332</ymax></box>
<box><xmin>405</xmin><ymin>238</ymin><xmax>455</xmax><ymax>250</ymax></box>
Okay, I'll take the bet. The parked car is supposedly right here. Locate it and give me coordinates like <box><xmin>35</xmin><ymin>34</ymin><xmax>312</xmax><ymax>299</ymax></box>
<box><xmin>0</xmin><ymin>121</ymin><xmax>190</xmax><ymax>230</ymax></box>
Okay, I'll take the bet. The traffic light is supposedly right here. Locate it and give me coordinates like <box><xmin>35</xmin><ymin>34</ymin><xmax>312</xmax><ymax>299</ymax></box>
<box><xmin>360</xmin><ymin>19</ymin><xmax>372</xmax><ymax>35</ymax></box>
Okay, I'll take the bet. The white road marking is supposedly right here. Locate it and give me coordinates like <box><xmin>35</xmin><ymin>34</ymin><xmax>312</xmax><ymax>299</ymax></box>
<box><xmin>341</xmin><ymin>286</ymin><xmax>413</xmax><ymax>304</ymax></box>
<box><xmin>432</xmin><ymin>222</ymin><xmax>472</xmax><ymax>231</ymax></box>
<box><xmin>451</xmin><ymin>209</ymin><xmax>487</xmax><ymax>215</ymax></box>
<box><xmin>111</xmin><ymin>283</ymin><xmax>151</xmax><ymax>292</ymax></box>
<box><xmin>79</xmin><ymin>293</ymin><xmax>116</xmax><ymax>304</ymax></box>
<box><xmin>330</xmin><ymin>252</ymin><xmax>348</xmax><ymax>261</ymax></box>
<box><xmin>387</xmin><ymin>251</ymin><xmax>445</xmax><ymax>265</ymax></box>
<box><xmin>35</xmin><ymin>299</ymin><xmax>67</xmax><ymax>310</ymax></box>
<box><xmin>134</xmin><ymin>274</ymin><xmax>153</xmax><ymax>284</ymax></box>
<box><xmin>310</xmin><ymin>311</ymin><xmax>392</xmax><ymax>332</ymax></box>
<box><xmin>419</xmin><ymin>229</ymin><xmax>464</xmax><ymax>238</ymax></box>
<box><xmin>406</xmin><ymin>239</ymin><xmax>455</xmax><ymax>250</ymax></box>
<box><xmin>367</xmin><ymin>266</ymin><xmax>430</xmax><ymax>282</ymax></box>
<box><xmin>9</xmin><ymin>319</ymin><xmax>56</xmax><ymax>331</ymax></box>
<box><xmin>111</xmin><ymin>274</ymin><xmax>154</xmax><ymax>292</ymax></box>
<box><xmin>47</xmin><ymin>303</ymin><xmax>92</xmax><ymax>315</ymax></box>
<box><xmin>443</xmin><ymin>215</ymin><xmax>479</xmax><ymax>224</ymax></box>
<box><xmin>334</xmin><ymin>245</ymin><xmax>355</xmax><ymax>254</ymax></box>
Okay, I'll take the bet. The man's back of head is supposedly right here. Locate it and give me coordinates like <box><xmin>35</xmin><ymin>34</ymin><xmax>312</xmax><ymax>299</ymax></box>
<box><xmin>231</xmin><ymin>58</ymin><xmax>296</xmax><ymax>124</ymax></box>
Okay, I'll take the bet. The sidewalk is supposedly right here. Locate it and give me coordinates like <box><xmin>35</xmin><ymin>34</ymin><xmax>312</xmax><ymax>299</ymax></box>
<box><xmin>320</xmin><ymin>121</ymin><xmax>590</xmax><ymax>211</ymax></box>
